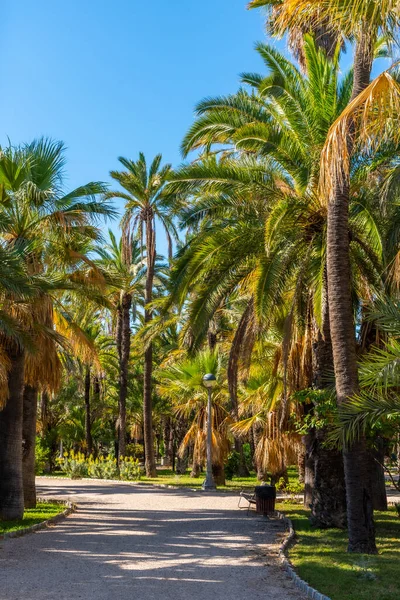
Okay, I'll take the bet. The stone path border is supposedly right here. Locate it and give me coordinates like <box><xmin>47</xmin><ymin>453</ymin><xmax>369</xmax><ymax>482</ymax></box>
<box><xmin>276</xmin><ymin>510</ymin><xmax>331</xmax><ymax>600</ymax></box>
<box><xmin>0</xmin><ymin>498</ymin><xmax>76</xmax><ymax>541</ymax></box>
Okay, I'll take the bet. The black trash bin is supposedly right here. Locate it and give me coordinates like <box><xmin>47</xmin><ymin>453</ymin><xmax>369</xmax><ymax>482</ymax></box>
<box><xmin>255</xmin><ymin>485</ymin><xmax>276</xmax><ymax>515</ymax></box>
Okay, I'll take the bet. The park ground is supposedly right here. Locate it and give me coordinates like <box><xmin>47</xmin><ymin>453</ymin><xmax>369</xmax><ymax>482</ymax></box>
<box><xmin>0</xmin><ymin>477</ymin><xmax>305</xmax><ymax>600</ymax></box>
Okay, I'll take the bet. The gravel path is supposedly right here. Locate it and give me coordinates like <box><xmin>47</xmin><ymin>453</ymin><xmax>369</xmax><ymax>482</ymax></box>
<box><xmin>0</xmin><ymin>477</ymin><xmax>305</xmax><ymax>600</ymax></box>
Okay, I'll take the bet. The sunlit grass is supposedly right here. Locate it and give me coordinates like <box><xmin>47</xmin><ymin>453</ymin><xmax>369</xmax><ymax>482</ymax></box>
<box><xmin>0</xmin><ymin>502</ymin><xmax>64</xmax><ymax>535</ymax></box>
<box><xmin>277</xmin><ymin>503</ymin><xmax>400</xmax><ymax>600</ymax></box>
<box><xmin>140</xmin><ymin>466</ymin><xmax>299</xmax><ymax>490</ymax></box>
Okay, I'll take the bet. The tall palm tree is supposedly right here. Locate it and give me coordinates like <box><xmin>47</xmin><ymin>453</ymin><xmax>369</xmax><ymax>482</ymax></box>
<box><xmin>97</xmin><ymin>231</ymin><xmax>145</xmax><ymax>459</ymax></box>
<box><xmin>279</xmin><ymin>0</ymin><xmax>399</xmax><ymax>554</ymax></box>
<box><xmin>171</xmin><ymin>39</ymin><xmax>386</xmax><ymax>527</ymax></box>
<box><xmin>107</xmin><ymin>154</ymin><xmax>178</xmax><ymax>477</ymax></box>
<box><xmin>0</xmin><ymin>138</ymin><xmax>113</xmax><ymax>518</ymax></box>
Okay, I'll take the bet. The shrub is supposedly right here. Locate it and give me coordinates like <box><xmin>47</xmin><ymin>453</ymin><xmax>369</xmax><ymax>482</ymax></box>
<box><xmin>119</xmin><ymin>457</ymin><xmax>141</xmax><ymax>481</ymax></box>
<box><xmin>35</xmin><ymin>437</ymin><xmax>50</xmax><ymax>475</ymax></box>
<box><xmin>225</xmin><ymin>451</ymin><xmax>241</xmax><ymax>480</ymax></box>
<box><xmin>58</xmin><ymin>451</ymin><xmax>89</xmax><ymax>479</ymax></box>
<box><xmin>125</xmin><ymin>443</ymin><xmax>144</xmax><ymax>459</ymax></box>
<box><xmin>276</xmin><ymin>477</ymin><xmax>304</xmax><ymax>503</ymax></box>
<box><xmin>88</xmin><ymin>455</ymin><xmax>119</xmax><ymax>480</ymax></box>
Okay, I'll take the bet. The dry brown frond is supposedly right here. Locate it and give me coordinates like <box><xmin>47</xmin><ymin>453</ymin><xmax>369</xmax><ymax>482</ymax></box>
<box><xmin>54</xmin><ymin>308</ymin><xmax>101</xmax><ymax>371</ymax></box>
<box><xmin>321</xmin><ymin>69</ymin><xmax>400</xmax><ymax>203</ymax></box>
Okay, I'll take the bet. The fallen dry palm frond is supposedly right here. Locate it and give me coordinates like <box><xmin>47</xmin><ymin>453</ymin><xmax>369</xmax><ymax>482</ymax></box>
<box><xmin>320</xmin><ymin>68</ymin><xmax>400</xmax><ymax>204</ymax></box>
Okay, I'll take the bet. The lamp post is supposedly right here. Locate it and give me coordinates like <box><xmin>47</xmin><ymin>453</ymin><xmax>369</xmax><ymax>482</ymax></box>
<box><xmin>202</xmin><ymin>373</ymin><xmax>217</xmax><ymax>491</ymax></box>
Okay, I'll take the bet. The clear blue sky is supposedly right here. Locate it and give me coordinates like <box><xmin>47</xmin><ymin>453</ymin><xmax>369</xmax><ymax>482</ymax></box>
<box><xmin>0</xmin><ymin>0</ymin><xmax>269</xmax><ymax>254</ymax></box>
<box><xmin>0</xmin><ymin>2</ymin><xmax>389</xmax><ymax>256</ymax></box>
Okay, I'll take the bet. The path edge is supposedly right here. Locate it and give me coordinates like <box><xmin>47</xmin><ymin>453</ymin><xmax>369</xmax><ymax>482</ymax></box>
<box><xmin>276</xmin><ymin>510</ymin><xmax>331</xmax><ymax>600</ymax></box>
<box><xmin>0</xmin><ymin>498</ymin><xmax>76</xmax><ymax>541</ymax></box>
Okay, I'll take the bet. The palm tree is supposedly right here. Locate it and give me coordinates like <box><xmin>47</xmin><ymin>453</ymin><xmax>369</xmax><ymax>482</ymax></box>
<box><xmin>157</xmin><ymin>350</ymin><xmax>231</xmax><ymax>485</ymax></box>
<box><xmin>247</xmin><ymin>0</ymin><xmax>399</xmax><ymax>556</ymax></box>
<box><xmin>171</xmin><ymin>39</ymin><xmax>387</xmax><ymax>527</ymax></box>
<box><xmin>0</xmin><ymin>138</ymin><xmax>113</xmax><ymax>517</ymax></box>
<box><xmin>107</xmin><ymin>153</ymin><xmax>178</xmax><ymax>477</ymax></box>
<box><xmin>248</xmin><ymin>0</ymin><xmax>342</xmax><ymax>69</ymax></box>
<box><xmin>97</xmin><ymin>231</ymin><xmax>145</xmax><ymax>459</ymax></box>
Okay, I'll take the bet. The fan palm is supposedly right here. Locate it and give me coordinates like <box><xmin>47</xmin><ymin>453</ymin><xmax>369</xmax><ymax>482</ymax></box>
<box><xmin>96</xmin><ymin>231</ymin><xmax>145</xmax><ymax>458</ymax></box>
<box><xmin>107</xmin><ymin>153</ymin><xmax>178</xmax><ymax>477</ymax></box>
<box><xmin>0</xmin><ymin>138</ymin><xmax>113</xmax><ymax>518</ymax></box>
<box><xmin>157</xmin><ymin>350</ymin><xmax>231</xmax><ymax>485</ymax></box>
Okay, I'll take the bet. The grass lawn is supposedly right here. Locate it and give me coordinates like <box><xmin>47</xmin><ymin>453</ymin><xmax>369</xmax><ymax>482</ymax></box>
<box><xmin>277</xmin><ymin>502</ymin><xmax>400</xmax><ymax>600</ymax></box>
<box><xmin>140</xmin><ymin>465</ymin><xmax>299</xmax><ymax>490</ymax></box>
<box><xmin>141</xmin><ymin>469</ymin><xmax>259</xmax><ymax>489</ymax></box>
<box><xmin>0</xmin><ymin>502</ymin><xmax>64</xmax><ymax>535</ymax></box>
<box><xmin>40</xmin><ymin>465</ymin><xmax>299</xmax><ymax>490</ymax></box>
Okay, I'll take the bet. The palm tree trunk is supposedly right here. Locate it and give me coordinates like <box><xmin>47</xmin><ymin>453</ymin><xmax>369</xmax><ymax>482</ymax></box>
<box><xmin>369</xmin><ymin>439</ymin><xmax>388</xmax><ymax>511</ymax></box>
<box><xmin>228</xmin><ymin>300</ymin><xmax>253</xmax><ymax>477</ymax></box>
<box><xmin>0</xmin><ymin>347</ymin><xmax>25</xmax><ymax>520</ymax></box>
<box><xmin>118</xmin><ymin>292</ymin><xmax>132</xmax><ymax>459</ymax></box>
<box><xmin>310</xmin><ymin>292</ymin><xmax>347</xmax><ymax>529</ymax></box>
<box><xmin>303</xmin><ymin>428</ymin><xmax>315</xmax><ymax>508</ymax></box>
<box><xmin>22</xmin><ymin>385</ymin><xmax>38</xmax><ymax>508</ymax></box>
<box><xmin>326</xmin><ymin>29</ymin><xmax>376</xmax><ymax>553</ymax></box>
<box><xmin>84</xmin><ymin>366</ymin><xmax>93</xmax><ymax>457</ymax></box>
<box><xmin>144</xmin><ymin>214</ymin><xmax>157</xmax><ymax>477</ymax></box>
<box><xmin>162</xmin><ymin>416</ymin><xmax>173</xmax><ymax>467</ymax></box>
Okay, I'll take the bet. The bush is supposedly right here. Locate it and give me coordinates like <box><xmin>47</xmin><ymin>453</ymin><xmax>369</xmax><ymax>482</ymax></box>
<box><xmin>58</xmin><ymin>452</ymin><xmax>142</xmax><ymax>481</ymax></box>
<box><xmin>242</xmin><ymin>443</ymin><xmax>254</xmax><ymax>473</ymax></box>
<box><xmin>35</xmin><ymin>437</ymin><xmax>50</xmax><ymax>475</ymax></box>
<box><xmin>119</xmin><ymin>457</ymin><xmax>141</xmax><ymax>481</ymax></box>
<box><xmin>276</xmin><ymin>477</ymin><xmax>304</xmax><ymax>503</ymax></box>
<box><xmin>58</xmin><ymin>451</ymin><xmax>89</xmax><ymax>479</ymax></box>
<box><xmin>225</xmin><ymin>451</ymin><xmax>241</xmax><ymax>480</ymax></box>
<box><xmin>125</xmin><ymin>443</ymin><xmax>144</xmax><ymax>459</ymax></box>
<box><xmin>88</xmin><ymin>455</ymin><xmax>119</xmax><ymax>480</ymax></box>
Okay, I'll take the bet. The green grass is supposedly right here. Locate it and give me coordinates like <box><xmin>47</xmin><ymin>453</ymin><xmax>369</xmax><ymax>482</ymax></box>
<box><xmin>140</xmin><ymin>465</ymin><xmax>299</xmax><ymax>490</ymax></box>
<box><xmin>140</xmin><ymin>468</ymin><xmax>259</xmax><ymax>489</ymax></box>
<box><xmin>0</xmin><ymin>502</ymin><xmax>64</xmax><ymax>535</ymax></box>
<box><xmin>277</xmin><ymin>502</ymin><xmax>400</xmax><ymax>600</ymax></box>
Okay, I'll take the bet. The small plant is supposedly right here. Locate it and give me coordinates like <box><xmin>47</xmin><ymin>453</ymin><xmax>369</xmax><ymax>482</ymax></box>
<box><xmin>88</xmin><ymin>455</ymin><xmax>119</xmax><ymax>480</ymax></box>
<box><xmin>125</xmin><ymin>443</ymin><xmax>144</xmax><ymax>459</ymax></box>
<box><xmin>119</xmin><ymin>456</ymin><xmax>141</xmax><ymax>481</ymax></box>
<box><xmin>225</xmin><ymin>451</ymin><xmax>241</xmax><ymax>480</ymax></box>
<box><xmin>276</xmin><ymin>477</ymin><xmax>304</xmax><ymax>503</ymax></box>
<box><xmin>58</xmin><ymin>451</ymin><xmax>88</xmax><ymax>479</ymax></box>
<box><xmin>35</xmin><ymin>437</ymin><xmax>50</xmax><ymax>475</ymax></box>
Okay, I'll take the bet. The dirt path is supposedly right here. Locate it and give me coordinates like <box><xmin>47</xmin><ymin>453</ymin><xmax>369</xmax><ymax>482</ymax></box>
<box><xmin>0</xmin><ymin>478</ymin><xmax>305</xmax><ymax>600</ymax></box>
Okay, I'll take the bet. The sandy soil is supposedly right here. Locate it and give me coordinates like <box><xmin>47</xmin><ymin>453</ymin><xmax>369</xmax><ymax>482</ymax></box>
<box><xmin>0</xmin><ymin>477</ymin><xmax>305</xmax><ymax>600</ymax></box>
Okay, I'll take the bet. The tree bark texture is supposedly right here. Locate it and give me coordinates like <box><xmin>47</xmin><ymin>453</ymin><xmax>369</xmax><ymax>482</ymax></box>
<box><xmin>0</xmin><ymin>347</ymin><xmax>25</xmax><ymax>520</ymax></box>
<box><xmin>84</xmin><ymin>367</ymin><xmax>93</xmax><ymax>457</ymax></box>
<box><xmin>118</xmin><ymin>292</ymin><xmax>132</xmax><ymax>459</ymax></box>
<box><xmin>368</xmin><ymin>439</ymin><xmax>388</xmax><ymax>512</ymax></box>
<box><xmin>22</xmin><ymin>385</ymin><xmax>38</xmax><ymax>508</ymax></box>
<box><xmin>310</xmin><ymin>294</ymin><xmax>347</xmax><ymax>529</ymax></box>
<box><xmin>303</xmin><ymin>429</ymin><xmax>315</xmax><ymax>508</ymax></box>
<box><xmin>143</xmin><ymin>214</ymin><xmax>157</xmax><ymax>477</ymax></box>
<box><xmin>326</xmin><ymin>30</ymin><xmax>376</xmax><ymax>553</ymax></box>
<box><xmin>228</xmin><ymin>300</ymin><xmax>253</xmax><ymax>477</ymax></box>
